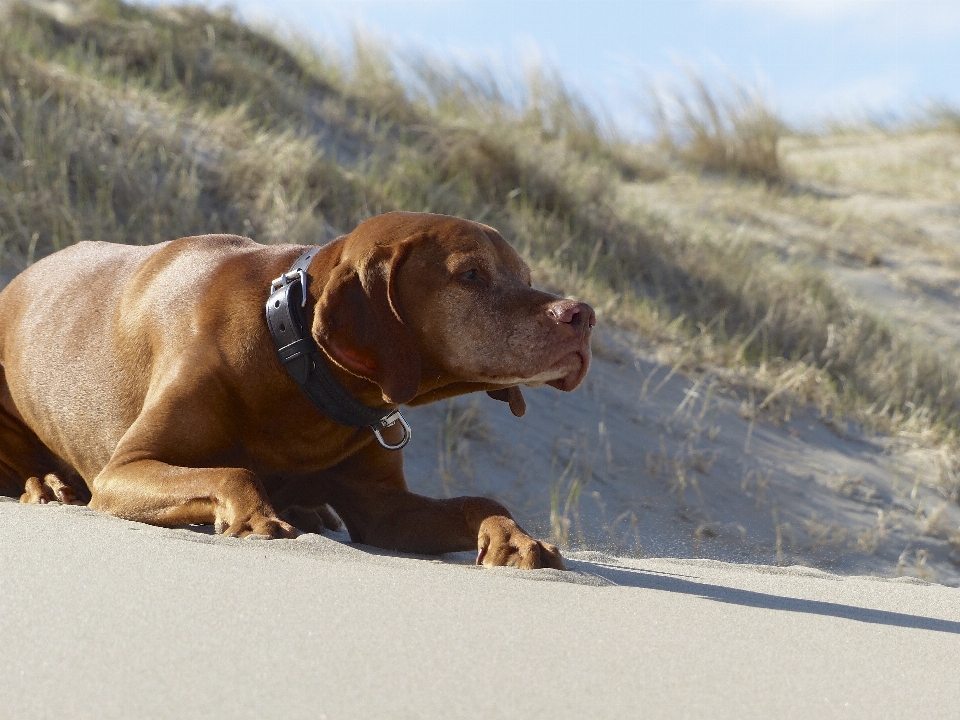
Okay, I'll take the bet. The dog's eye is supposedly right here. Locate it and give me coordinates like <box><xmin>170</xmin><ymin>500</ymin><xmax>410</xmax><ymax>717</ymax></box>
<box><xmin>460</xmin><ymin>269</ymin><xmax>480</xmax><ymax>282</ymax></box>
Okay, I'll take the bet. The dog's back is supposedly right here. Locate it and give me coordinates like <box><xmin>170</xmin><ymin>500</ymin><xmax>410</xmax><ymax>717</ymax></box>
<box><xmin>0</xmin><ymin>236</ymin><xmax>271</xmax><ymax>485</ymax></box>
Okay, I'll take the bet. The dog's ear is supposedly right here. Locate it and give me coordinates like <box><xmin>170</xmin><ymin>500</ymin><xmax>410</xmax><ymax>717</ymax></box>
<box><xmin>487</xmin><ymin>386</ymin><xmax>526</xmax><ymax>417</ymax></box>
<box><xmin>313</xmin><ymin>245</ymin><xmax>420</xmax><ymax>405</ymax></box>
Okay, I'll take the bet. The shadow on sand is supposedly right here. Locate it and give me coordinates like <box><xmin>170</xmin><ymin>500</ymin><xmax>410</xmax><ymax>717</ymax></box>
<box><xmin>176</xmin><ymin>521</ymin><xmax>960</xmax><ymax>636</ymax></box>
<box><xmin>573</xmin><ymin>560</ymin><xmax>960</xmax><ymax>635</ymax></box>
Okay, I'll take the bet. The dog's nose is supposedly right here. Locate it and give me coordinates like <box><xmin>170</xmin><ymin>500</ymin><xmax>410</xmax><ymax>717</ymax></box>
<box><xmin>547</xmin><ymin>299</ymin><xmax>596</xmax><ymax>330</ymax></box>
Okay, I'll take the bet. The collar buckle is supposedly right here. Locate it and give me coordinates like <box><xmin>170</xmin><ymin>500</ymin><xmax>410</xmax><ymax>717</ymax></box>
<box><xmin>270</xmin><ymin>268</ymin><xmax>308</xmax><ymax>307</ymax></box>
<box><xmin>372</xmin><ymin>410</ymin><xmax>411</xmax><ymax>450</ymax></box>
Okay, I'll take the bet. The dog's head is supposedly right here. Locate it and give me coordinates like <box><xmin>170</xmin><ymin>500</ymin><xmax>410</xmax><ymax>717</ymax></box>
<box><xmin>312</xmin><ymin>211</ymin><xmax>594</xmax><ymax>415</ymax></box>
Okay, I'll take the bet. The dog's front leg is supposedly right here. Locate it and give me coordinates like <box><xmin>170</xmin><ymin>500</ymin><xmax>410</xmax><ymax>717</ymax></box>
<box><xmin>85</xmin><ymin>358</ymin><xmax>296</xmax><ymax>538</ymax></box>
<box><xmin>328</xmin><ymin>444</ymin><xmax>564</xmax><ymax>569</ymax></box>
<box><xmin>90</xmin><ymin>459</ymin><xmax>296</xmax><ymax>538</ymax></box>
<box><xmin>346</xmin><ymin>490</ymin><xmax>565</xmax><ymax>570</ymax></box>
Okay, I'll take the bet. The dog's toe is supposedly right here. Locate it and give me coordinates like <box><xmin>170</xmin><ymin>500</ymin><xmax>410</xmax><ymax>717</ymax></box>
<box><xmin>44</xmin><ymin>473</ymin><xmax>76</xmax><ymax>504</ymax></box>
<box><xmin>20</xmin><ymin>477</ymin><xmax>54</xmax><ymax>504</ymax></box>
<box><xmin>19</xmin><ymin>473</ymin><xmax>78</xmax><ymax>505</ymax></box>
<box><xmin>272</xmin><ymin>519</ymin><xmax>298</xmax><ymax>539</ymax></box>
<box><xmin>280</xmin><ymin>506</ymin><xmax>341</xmax><ymax>534</ymax></box>
<box><xmin>221</xmin><ymin>515</ymin><xmax>298</xmax><ymax>539</ymax></box>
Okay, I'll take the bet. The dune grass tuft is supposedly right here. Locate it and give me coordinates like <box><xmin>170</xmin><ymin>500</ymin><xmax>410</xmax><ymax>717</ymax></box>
<box><xmin>647</xmin><ymin>71</ymin><xmax>786</xmax><ymax>183</ymax></box>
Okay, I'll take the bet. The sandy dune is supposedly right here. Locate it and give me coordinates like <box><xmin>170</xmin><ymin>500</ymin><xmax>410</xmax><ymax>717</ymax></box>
<box><xmin>2</xmin><ymin>6</ymin><xmax>959</xmax><ymax>716</ymax></box>
<box><xmin>4</xmin><ymin>301</ymin><xmax>957</xmax><ymax>719</ymax></box>
<box><xmin>630</xmin><ymin>130</ymin><xmax>960</xmax><ymax>366</ymax></box>
<box><xmin>4</xmin><ymin>130</ymin><xmax>960</xmax><ymax>715</ymax></box>
<box><xmin>402</xmin><ymin>330</ymin><xmax>960</xmax><ymax>585</ymax></box>
<box><xmin>2</xmin><ymin>496</ymin><xmax>957</xmax><ymax>719</ymax></box>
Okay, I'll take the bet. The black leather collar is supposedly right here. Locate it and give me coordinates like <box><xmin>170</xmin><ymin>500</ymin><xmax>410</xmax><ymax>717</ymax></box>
<box><xmin>264</xmin><ymin>247</ymin><xmax>411</xmax><ymax>450</ymax></box>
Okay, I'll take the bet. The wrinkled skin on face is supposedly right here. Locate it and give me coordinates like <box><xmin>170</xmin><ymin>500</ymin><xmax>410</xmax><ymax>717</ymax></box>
<box><xmin>392</xmin><ymin>220</ymin><xmax>595</xmax><ymax>403</ymax></box>
<box><xmin>312</xmin><ymin>212</ymin><xmax>596</xmax><ymax>416</ymax></box>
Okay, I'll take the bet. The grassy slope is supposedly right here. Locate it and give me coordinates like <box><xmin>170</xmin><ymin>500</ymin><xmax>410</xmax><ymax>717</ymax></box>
<box><xmin>2</xmin><ymin>0</ymin><xmax>960</xmax><ymax>490</ymax></box>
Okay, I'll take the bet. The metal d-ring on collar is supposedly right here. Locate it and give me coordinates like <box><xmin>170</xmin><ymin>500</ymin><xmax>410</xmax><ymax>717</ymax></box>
<box><xmin>264</xmin><ymin>247</ymin><xmax>412</xmax><ymax>451</ymax></box>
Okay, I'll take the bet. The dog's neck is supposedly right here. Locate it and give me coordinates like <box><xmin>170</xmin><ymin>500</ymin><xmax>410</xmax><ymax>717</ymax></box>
<box><xmin>321</xmin><ymin>352</ymin><xmax>395</xmax><ymax>408</ymax></box>
<box><xmin>266</xmin><ymin>245</ymin><xmax>410</xmax><ymax>449</ymax></box>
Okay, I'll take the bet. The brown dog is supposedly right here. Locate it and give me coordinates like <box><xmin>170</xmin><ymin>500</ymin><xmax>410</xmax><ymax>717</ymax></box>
<box><xmin>0</xmin><ymin>211</ymin><xmax>593</xmax><ymax>568</ymax></box>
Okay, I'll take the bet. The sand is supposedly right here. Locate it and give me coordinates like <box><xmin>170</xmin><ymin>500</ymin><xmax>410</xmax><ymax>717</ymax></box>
<box><xmin>401</xmin><ymin>333</ymin><xmax>960</xmax><ymax>585</ymax></box>
<box><xmin>2</xmin><ymin>496</ymin><xmax>958</xmax><ymax>720</ymax></box>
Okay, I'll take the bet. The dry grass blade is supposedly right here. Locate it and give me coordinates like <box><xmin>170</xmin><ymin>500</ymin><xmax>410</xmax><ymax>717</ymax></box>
<box><xmin>646</xmin><ymin>69</ymin><xmax>786</xmax><ymax>183</ymax></box>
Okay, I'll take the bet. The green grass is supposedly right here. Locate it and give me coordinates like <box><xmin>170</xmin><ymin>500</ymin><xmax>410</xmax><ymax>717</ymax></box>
<box><xmin>3</xmin><ymin>0</ymin><xmax>960</xmax><ymax>452</ymax></box>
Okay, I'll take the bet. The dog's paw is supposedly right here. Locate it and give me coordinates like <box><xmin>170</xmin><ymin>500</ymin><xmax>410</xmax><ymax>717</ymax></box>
<box><xmin>280</xmin><ymin>505</ymin><xmax>343</xmax><ymax>534</ymax></box>
<box><xmin>19</xmin><ymin>474</ymin><xmax>77</xmax><ymax>505</ymax></box>
<box><xmin>217</xmin><ymin>513</ymin><xmax>297</xmax><ymax>539</ymax></box>
<box><xmin>476</xmin><ymin>516</ymin><xmax>565</xmax><ymax>570</ymax></box>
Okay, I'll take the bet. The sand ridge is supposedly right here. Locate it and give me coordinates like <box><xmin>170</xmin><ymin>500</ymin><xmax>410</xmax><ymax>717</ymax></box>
<box><xmin>2</xmin><ymin>497</ymin><xmax>958</xmax><ymax>720</ymax></box>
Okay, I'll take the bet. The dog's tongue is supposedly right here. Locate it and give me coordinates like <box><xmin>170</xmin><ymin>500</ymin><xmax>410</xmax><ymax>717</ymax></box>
<box><xmin>486</xmin><ymin>386</ymin><xmax>526</xmax><ymax>417</ymax></box>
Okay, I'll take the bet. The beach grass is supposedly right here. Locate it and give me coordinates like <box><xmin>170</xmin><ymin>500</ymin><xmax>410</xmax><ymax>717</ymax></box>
<box><xmin>2</xmin><ymin>0</ymin><xmax>960</xmax><ymax>464</ymax></box>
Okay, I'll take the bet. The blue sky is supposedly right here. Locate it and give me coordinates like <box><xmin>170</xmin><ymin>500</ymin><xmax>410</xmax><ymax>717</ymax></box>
<box><xmin>159</xmin><ymin>0</ymin><xmax>960</xmax><ymax>132</ymax></box>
